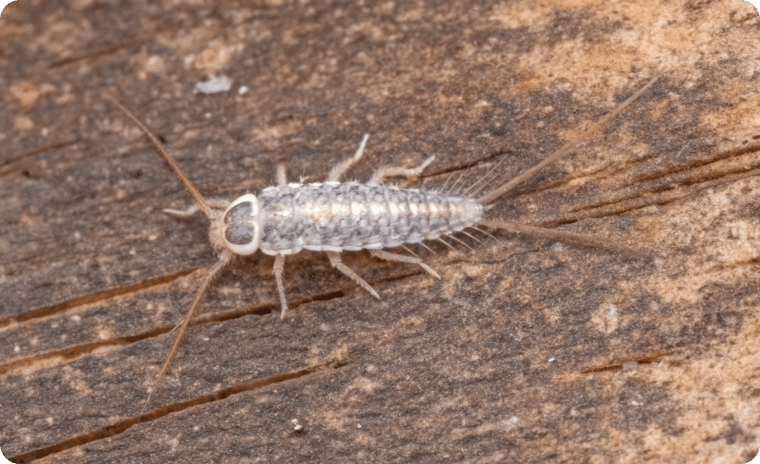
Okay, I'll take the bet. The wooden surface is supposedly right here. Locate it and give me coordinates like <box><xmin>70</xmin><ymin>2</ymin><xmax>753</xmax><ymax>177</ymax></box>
<box><xmin>2</xmin><ymin>0</ymin><xmax>760</xmax><ymax>462</ymax></box>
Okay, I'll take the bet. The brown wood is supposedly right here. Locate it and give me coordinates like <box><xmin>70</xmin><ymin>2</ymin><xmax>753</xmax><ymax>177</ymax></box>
<box><xmin>2</xmin><ymin>0</ymin><xmax>760</xmax><ymax>462</ymax></box>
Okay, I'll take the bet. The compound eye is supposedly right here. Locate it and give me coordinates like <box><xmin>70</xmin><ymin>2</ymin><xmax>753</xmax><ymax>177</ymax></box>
<box><xmin>225</xmin><ymin>221</ymin><xmax>256</xmax><ymax>246</ymax></box>
<box><xmin>224</xmin><ymin>200</ymin><xmax>254</xmax><ymax>225</ymax></box>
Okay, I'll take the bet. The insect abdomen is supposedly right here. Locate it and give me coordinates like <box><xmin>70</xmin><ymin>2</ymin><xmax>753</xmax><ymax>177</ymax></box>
<box><xmin>257</xmin><ymin>182</ymin><xmax>483</xmax><ymax>255</ymax></box>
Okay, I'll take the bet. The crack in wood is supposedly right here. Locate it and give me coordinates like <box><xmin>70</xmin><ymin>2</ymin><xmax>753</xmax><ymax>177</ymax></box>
<box><xmin>581</xmin><ymin>351</ymin><xmax>673</xmax><ymax>374</ymax></box>
<box><xmin>6</xmin><ymin>360</ymin><xmax>350</xmax><ymax>464</ymax></box>
<box><xmin>0</xmin><ymin>270</ymin><xmax>195</xmax><ymax>330</ymax></box>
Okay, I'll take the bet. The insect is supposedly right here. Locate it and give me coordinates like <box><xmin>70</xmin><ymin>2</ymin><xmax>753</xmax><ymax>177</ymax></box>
<box><xmin>107</xmin><ymin>71</ymin><xmax>661</xmax><ymax>418</ymax></box>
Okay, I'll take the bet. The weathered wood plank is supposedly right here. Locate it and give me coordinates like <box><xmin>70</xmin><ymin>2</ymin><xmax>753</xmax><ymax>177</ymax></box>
<box><xmin>2</xmin><ymin>0</ymin><xmax>760</xmax><ymax>463</ymax></box>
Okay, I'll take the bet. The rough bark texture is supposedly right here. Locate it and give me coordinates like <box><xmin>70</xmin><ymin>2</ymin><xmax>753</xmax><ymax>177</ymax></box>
<box><xmin>2</xmin><ymin>0</ymin><xmax>760</xmax><ymax>462</ymax></box>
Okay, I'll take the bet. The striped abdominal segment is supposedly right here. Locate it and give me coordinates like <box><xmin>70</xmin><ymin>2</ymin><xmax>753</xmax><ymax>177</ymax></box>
<box><xmin>256</xmin><ymin>182</ymin><xmax>483</xmax><ymax>255</ymax></box>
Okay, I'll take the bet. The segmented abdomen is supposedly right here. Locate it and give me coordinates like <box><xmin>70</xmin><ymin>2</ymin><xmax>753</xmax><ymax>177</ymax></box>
<box><xmin>257</xmin><ymin>182</ymin><xmax>483</xmax><ymax>256</ymax></box>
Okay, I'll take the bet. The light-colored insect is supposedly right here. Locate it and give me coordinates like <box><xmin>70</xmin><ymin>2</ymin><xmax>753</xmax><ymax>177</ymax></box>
<box><xmin>107</xmin><ymin>71</ymin><xmax>660</xmax><ymax>418</ymax></box>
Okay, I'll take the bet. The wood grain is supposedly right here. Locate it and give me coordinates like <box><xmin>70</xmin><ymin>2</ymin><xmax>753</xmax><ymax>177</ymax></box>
<box><xmin>2</xmin><ymin>0</ymin><xmax>759</xmax><ymax>462</ymax></box>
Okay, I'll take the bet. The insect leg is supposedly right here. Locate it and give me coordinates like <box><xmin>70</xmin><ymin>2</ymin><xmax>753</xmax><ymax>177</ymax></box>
<box><xmin>163</xmin><ymin>203</ymin><xmax>201</xmax><ymax>218</ymax></box>
<box><xmin>272</xmin><ymin>163</ymin><xmax>288</xmax><ymax>320</ymax></box>
<box><xmin>369</xmin><ymin>249</ymin><xmax>441</xmax><ymax>279</ymax></box>
<box><xmin>326</xmin><ymin>251</ymin><xmax>380</xmax><ymax>299</ymax></box>
<box><xmin>273</xmin><ymin>254</ymin><xmax>289</xmax><ymax>319</ymax></box>
<box><xmin>272</xmin><ymin>155</ymin><xmax>291</xmax><ymax>319</ymax></box>
<box><xmin>326</xmin><ymin>134</ymin><xmax>370</xmax><ymax>182</ymax></box>
<box><xmin>276</xmin><ymin>162</ymin><xmax>288</xmax><ymax>187</ymax></box>
<box><xmin>164</xmin><ymin>198</ymin><xmax>230</xmax><ymax>218</ymax></box>
<box><xmin>368</xmin><ymin>156</ymin><xmax>435</xmax><ymax>185</ymax></box>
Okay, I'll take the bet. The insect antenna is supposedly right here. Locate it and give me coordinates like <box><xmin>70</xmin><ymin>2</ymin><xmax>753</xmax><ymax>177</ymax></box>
<box><xmin>137</xmin><ymin>252</ymin><xmax>231</xmax><ymax>419</ymax></box>
<box><xmin>107</xmin><ymin>96</ymin><xmax>233</xmax><ymax>420</ymax></box>
<box><xmin>476</xmin><ymin>72</ymin><xmax>662</xmax><ymax>206</ymax></box>
<box><xmin>106</xmin><ymin>96</ymin><xmax>211</xmax><ymax>217</ymax></box>
<box><xmin>137</xmin><ymin>269</ymin><xmax>212</xmax><ymax>419</ymax></box>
